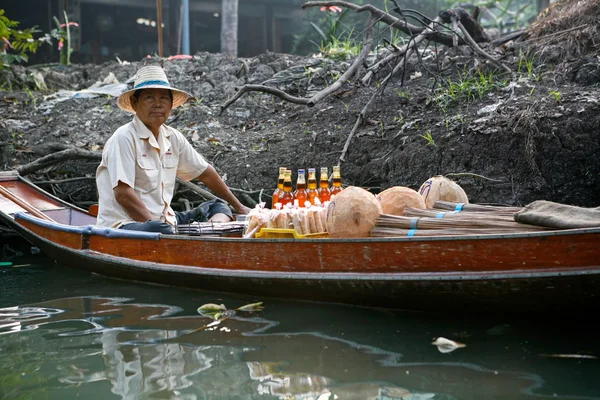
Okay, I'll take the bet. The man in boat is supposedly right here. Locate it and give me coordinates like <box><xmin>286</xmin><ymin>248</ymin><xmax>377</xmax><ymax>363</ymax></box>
<box><xmin>95</xmin><ymin>65</ymin><xmax>250</xmax><ymax>233</ymax></box>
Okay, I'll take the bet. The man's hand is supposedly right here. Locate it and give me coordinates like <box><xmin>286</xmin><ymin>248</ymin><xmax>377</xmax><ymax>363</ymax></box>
<box><xmin>236</xmin><ymin>205</ymin><xmax>252</xmax><ymax>215</ymax></box>
<box><xmin>197</xmin><ymin>166</ymin><xmax>250</xmax><ymax>215</ymax></box>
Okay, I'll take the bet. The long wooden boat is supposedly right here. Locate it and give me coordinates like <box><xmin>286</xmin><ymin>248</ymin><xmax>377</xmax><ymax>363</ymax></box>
<box><xmin>1</xmin><ymin>171</ymin><xmax>599</xmax><ymax>314</ymax></box>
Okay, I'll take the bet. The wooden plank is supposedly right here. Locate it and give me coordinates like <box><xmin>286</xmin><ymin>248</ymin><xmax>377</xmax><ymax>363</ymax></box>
<box><xmin>0</xmin><ymin>185</ymin><xmax>56</xmax><ymax>222</ymax></box>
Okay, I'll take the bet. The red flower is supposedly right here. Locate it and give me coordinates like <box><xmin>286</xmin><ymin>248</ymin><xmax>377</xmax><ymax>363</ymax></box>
<box><xmin>1</xmin><ymin>36</ymin><xmax>12</xmax><ymax>49</ymax></box>
<box><xmin>58</xmin><ymin>38</ymin><xmax>64</xmax><ymax>51</ymax></box>
<box><xmin>168</xmin><ymin>54</ymin><xmax>193</xmax><ymax>60</ymax></box>
<box><xmin>320</xmin><ymin>6</ymin><xmax>343</xmax><ymax>12</ymax></box>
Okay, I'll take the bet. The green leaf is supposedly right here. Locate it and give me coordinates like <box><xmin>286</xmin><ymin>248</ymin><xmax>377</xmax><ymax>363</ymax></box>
<box><xmin>236</xmin><ymin>302</ymin><xmax>264</xmax><ymax>312</ymax></box>
<box><xmin>309</xmin><ymin>22</ymin><xmax>327</xmax><ymax>43</ymax></box>
<box><xmin>197</xmin><ymin>303</ymin><xmax>226</xmax><ymax>313</ymax></box>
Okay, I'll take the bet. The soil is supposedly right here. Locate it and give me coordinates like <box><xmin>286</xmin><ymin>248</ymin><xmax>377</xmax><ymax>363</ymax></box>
<box><xmin>1</xmin><ymin>3</ymin><xmax>599</xmax><ymax>215</ymax></box>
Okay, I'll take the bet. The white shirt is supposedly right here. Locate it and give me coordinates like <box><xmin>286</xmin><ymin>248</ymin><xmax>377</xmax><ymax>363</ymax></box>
<box><xmin>96</xmin><ymin>115</ymin><xmax>208</xmax><ymax>228</ymax></box>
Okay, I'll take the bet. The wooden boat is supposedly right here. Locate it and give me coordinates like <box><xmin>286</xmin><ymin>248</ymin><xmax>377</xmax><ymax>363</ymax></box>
<box><xmin>1</xmin><ymin>171</ymin><xmax>599</xmax><ymax>314</ymax></box>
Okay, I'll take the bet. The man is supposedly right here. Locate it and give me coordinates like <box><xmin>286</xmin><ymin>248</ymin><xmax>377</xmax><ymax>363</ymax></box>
<box><xmin>96</xmin><ymin>65</ymin><xmax>250</xmax><ymax>233</ymax></box>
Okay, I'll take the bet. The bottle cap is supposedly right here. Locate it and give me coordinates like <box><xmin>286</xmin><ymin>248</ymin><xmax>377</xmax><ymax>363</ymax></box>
<box><xmin>298</xmin><ymin>169</ymin><xmax>305</xmax><ymax>174</ymax></box>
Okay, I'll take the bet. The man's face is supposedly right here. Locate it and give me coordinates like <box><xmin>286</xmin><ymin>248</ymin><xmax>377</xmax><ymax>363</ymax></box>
<box><xmin>131</xmin><ymin>88</ymin><xmax>173</xmax><ymax>132</ymax></box>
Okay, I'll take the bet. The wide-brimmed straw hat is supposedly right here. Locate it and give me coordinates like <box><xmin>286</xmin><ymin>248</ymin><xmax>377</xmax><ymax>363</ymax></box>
<box><xmin>117</xmin><ymin>66</ymin><xmax>191</xmax><ymax>113</ymax></box>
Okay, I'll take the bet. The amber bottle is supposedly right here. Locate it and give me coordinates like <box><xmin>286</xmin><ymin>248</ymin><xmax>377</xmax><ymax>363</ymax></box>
<box><xmin>279</xmin><ymin>169</ymin><xmax>294</xmax><ymax>206</ymax></box>
<box><xmin>318</xmin><ymin>167</ymin><xmax>331</xmax><ymax>203</ymax></box>
<box><xmin>293</xmin><ymin>168</ymin><xmax>308</xmax><ymax>207</ymax></box>
<box><xmin>306</xmin><ymin>168</ymin><xmax>318</xmax><ymax>205</ymax></box>
<box><xmin>272</xmin><ymin>167</ymin><xmax>286</xmax><ymax>207</ymax></box>
<box><xmin>330</xmin><ymin>165</ymin><xmax>343</xmax><ymax>196</ymax></box>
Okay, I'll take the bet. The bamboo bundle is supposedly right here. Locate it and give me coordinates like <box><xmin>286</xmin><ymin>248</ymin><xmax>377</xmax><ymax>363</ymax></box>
<box><xmin>433</xmin><ymin>200</ymin><xmax>523</xmax><ymax>214</ymax></box>
<box><xmin>375</xmin><ymin>214</ymin><xmax>549</xmax><ymax>231</ymax></box>
<box><xmin>403</xmin><ymin>207</ymin><xmax>517</xmax><ymax>222</ymax></box>
<box><xmin>370</xmin><ymin>226</ymin><xmax>551</xmax><ymax>237</ymax></box>
<box><xmin>176</xmin><ymin>221</ymin><xmax>246</xmax><ymax>236</ymax></box>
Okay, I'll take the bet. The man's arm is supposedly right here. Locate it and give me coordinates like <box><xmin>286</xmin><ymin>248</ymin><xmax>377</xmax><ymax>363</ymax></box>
<box><xmin>197</xmin><ymin>165</ymin><xmax>251</xmax><ymax>214</ymax></box>
<box><xmin>114</xmin><ymin>181</ymin><xmax>154</xmax><ymax>222</ymax></box>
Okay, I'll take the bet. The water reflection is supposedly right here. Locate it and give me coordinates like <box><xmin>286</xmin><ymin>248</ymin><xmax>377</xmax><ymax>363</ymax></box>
<box><xmin>0</xmin><ymin>296</ymin><xmax>598</xmax><ymax>400</ymax></box>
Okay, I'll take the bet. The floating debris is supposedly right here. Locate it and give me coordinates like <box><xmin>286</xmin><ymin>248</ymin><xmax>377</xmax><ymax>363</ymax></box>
<box><xmin>432</xmin><ymin>337</ymin><xmax>466</xmax><ymax>353</ymax></box>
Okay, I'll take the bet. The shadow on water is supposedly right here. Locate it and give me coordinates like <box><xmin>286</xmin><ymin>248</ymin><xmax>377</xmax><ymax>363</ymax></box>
<box><xmin>0</xmin><ymin>256</ymin><xmax>599</xmax><ymax>400</ymax></box>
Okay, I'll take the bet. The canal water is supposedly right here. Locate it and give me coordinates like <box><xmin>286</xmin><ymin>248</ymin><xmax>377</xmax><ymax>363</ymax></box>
<box><xmin>0</xmin><ymin>252</ymin><xmax>599</xmax><ymax>400</ymax></box>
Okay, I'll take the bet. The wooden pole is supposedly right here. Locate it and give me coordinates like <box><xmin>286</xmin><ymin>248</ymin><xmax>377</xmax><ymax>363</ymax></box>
<box><xmin>157</xmin><ymin>0</ymin><xmax>164</xmax><ymax>57</ymax></box>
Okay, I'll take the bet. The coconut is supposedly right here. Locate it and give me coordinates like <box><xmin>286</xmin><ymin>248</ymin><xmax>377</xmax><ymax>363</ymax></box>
<box><xmin>418</xmin><ymin>175</ymin><xmax>469</xmax><ymax>209</ymax></box>
<box><xmin>326</xmin><ymin>186</ymin><xmax>382</xmax><ymax>238</ymax></box>
<box><xmin>377</xmin><ymin>186</ymin><xmax>426</xmax><ymax>216</ymax></box>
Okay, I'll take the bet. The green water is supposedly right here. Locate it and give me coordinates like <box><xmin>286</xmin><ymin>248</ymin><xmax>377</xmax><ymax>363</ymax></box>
<box><xmin>0</xmin><ymin>253</ymin><xmax>599</xmax><ymax>400</ymax></box>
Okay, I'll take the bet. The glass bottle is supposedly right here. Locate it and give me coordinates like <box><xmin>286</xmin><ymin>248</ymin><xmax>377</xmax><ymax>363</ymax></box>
<box><xmin>318</xmin><ymin>167</ymin><xmax>331</xmax><ymax>203</ymax></box>
<box><xmin>330</xmin><ymin>165</ymin><xmax>343</xmax><ymax>196</ymax></box>
<box><xmin>272</xmin><ymin>166</ymin><xmax>286</xmax><ymax>208</ymax></box>
<box><xmin>293</xmin><ymin>168</ymin><xmax>308</xmax><ymax>207</ymax></box>
<box><xmin>306</xmin><ymin>167</ymin><xmax>318</xmax><ymax>205</ymax></box>
<box><xmin>279</xmin><ymin>169</ymin><xmax>294</xmax><ymax>206</ymax></box>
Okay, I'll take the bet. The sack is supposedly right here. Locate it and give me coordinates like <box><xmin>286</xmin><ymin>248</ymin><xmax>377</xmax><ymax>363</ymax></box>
<box><xmin>514</xmin><ymin>200</ymin><xmax>600</xmax><ymax>229</ymax></box>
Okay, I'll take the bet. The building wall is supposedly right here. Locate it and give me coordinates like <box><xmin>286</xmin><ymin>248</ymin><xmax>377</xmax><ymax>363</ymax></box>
<box><xmin>2</xmin><ymin>0</ymin><xmax>303</xmax><ymax>65</ymax></box>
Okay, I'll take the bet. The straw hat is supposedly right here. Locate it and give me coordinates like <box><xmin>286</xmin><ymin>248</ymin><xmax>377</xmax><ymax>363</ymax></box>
<box><xmin>117</xmin><ymin>66</ymin><xmax>191</xmax><ymax>113</ymax></box>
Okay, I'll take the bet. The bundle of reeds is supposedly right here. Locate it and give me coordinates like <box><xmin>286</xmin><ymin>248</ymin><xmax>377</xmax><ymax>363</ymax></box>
<box><xmin>433</xmin><ymin>201</ymin><xmax>523</xmax><ymax>214</ymax></box>
<box><xmin>370</xmin><ymin>226</ymin><xmax>549</xmax><ymax>237</ymax></box>
<box><xmin>176</xmin><ymin>221</ymin><xmax>246</xmax><ymax>236</ymax></box>
<box><xmin>403</xmin><ymin>207</ymin><xmax>518</xmax><ymax>220</ymax></box>
<box><xmin>372</xmin><ymin>211</ymin><xmax>551</xmax><ymax>237</ymax></box>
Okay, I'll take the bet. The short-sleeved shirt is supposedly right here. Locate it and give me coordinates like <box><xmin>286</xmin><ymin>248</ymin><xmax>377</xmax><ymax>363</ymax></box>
<box><xmin>96</xmin><ymin>115</ymin><xmax>209</xmax><ymax>228</ymax></box>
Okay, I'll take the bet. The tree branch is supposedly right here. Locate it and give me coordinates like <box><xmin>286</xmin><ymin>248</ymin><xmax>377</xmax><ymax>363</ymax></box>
<box><xmin>301</xmin><ymin>1</ymin><xmax>462</xmax><ymax>47</ymax></box>
<box><xmin>17</xmin><ymin>148</ymin><xmax>102</xmax><ymax>176</ymax></box>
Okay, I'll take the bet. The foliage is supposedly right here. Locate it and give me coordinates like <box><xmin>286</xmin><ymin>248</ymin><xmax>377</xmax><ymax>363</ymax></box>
<box><xmin>430</xmin><ymin>68</ymin><xmax>506</xmax><ymax>112</ymax></box>
<box><xmin>197</xmin><ymin>302</ymin><xmax>264</xmax><ymax>320</ymax></box>
<box><xmin>438</xmin><ymin>0</ymin><xmax>542</xmax><ymax>33</ymax></box>
<box><xmin>0</xmin><ymin>9</ymin><xmax>47</xmax><ymax>69</ymax></box>
<box><xmin>46</xmin><ymin>13</ymin><xmax>79</xmax><ymax>66</ymax></box>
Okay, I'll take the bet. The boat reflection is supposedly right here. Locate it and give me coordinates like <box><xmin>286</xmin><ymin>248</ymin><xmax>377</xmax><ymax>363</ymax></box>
<box><xmin>0</xmin><ymin>296</ymin><xmax>596</xmax><ymax>400</ymax></box>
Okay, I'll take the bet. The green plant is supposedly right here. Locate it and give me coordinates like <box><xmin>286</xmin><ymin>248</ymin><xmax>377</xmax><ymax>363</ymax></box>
<box><xmin>310</xmin><ymin>6</ymin><xmax>346</xmax><ymax>48</ymax></box>
<box><xmin>394</xmin><ymin>89</ymin><xmax>410</xmax><ymax>100</ymax></box>
<box><xmin>48</xmin><ymin>12</ymin><xmax>78</xmax><ymax>66</ymax></box>
<box><xmin>431</xmin><ymin>68</ymin><xmax>505</xmax><ymax>111</ymax></box>
<box><xmin>549</xmin><ymin>90</ymin><xmax>562</xmax><ymax>102</ymax></box>
<box><xmin>24</xmin><ymin>87</ymin><xmax>36</xmax><ymax>108</ymax></box>
<box><xmin>421</xmin><ymin>130</ymin><xmax>436</xmax><ymax>147</ymax></box>
<box><xmin>0</xmin><ymin>9</ymin><xmax>47</xmax><ymax>68</ymax></box>
<box><xmin>517</xmin><ymin>49</ymin><xmax>539</xmax><ymax>81</ymax></box>
<box><xmin>320</xmin><ymin>32</ymin><xmax>361</xmax><ymax>60</ymax></box>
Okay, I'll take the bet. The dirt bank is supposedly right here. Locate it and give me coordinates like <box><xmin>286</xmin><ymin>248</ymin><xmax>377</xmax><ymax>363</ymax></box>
<box><xmin>1</xmin><ymin>6</ymin><xmax>599</xmax><ymax>212</ymax></box>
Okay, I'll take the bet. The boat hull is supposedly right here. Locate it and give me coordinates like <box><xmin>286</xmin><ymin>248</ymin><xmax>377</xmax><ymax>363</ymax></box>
<box><xmin>2</xmin><ymin>174</ymin><xmax>599</xmax><ymax>313</ymax></box>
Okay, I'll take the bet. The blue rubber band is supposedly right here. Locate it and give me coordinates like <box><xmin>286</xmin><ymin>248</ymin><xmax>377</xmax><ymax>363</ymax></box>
<box><xmin>408</xmin><ymin>229</ymin><xmax>416</xmax><ymax>237</ymax></box>
<box><xmin>455</xmin><ymin>203</ymin><xmax>465</xmax><ymax>211</ymax></box>
<box><xmin>436</xmin><ymin>212</ymin><xmax>445</xmax><ymax>218</ymax></box>
<box><xmin>409</xmin><ymin>217</ymin><xmax>419</xmax><ymax>229</ymax></box>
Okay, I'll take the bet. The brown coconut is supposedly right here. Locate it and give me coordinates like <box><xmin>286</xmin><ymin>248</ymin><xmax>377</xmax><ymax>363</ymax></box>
<box><xmin>326</xmin><ymin>186</ymin><xmax>382</xmax><ymax>238</ymax></box>
<box><xmin>377</xmin><ymin>186</ymin><xmax>426</xmax><ymax>216</ymax></box>
<box><xmin>418</xmin><ymin>175</ymin><xmax>469</xmax><ymax>209</ymax></box>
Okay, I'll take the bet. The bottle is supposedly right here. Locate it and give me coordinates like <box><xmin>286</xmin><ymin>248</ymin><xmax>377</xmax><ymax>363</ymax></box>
<box><xmin>306</xmin><ymin>168</ymin><xmax>318</xmax><ymax>205</ymax></box>
<box><xmin>318</xmin><ymin>167</ymin><xmax>331</xmax><ymax>203</ymax></box>
<box><xmin>272</xmin><ymin>167</ymin><xmax>286</xmax><ymax>208</ymax></box>
<box><xmin>331</xmin><ymin>165</ymin><xmax>343</xmax><ymax>196</ymax></box>
<box><xmin>293</xmin><ymin>168</ymin><xmax>308</xmax><ymax>207</ymax></box>
<box><xmin>279</xmin><ymin>169</ymin><xmax>294</xmax><ymax>206</ymax></box>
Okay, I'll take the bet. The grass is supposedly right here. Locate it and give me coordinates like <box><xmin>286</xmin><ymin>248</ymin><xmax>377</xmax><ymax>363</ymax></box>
<box><xmin>430</xmin><ymin>68</ymin><xmax>506</xmax><ymax>111</ymax></box>
<box><xmin>320</xmin><ymin>33</ymin><xmax>361</xmax><ymax>61</ymax></box>
<box><xmin>517</xmin><ymin>50</ymin><xmax>540</xmax><ymax>81</ymax></box>
<box><xmin>549</xmin><ymin>90</ymin><xmax>562</xmax><ymax>102</ymax></box>
<box><xmin>24</xmin><ymin>87</ymin><xmax>36</xmax><ymax>108</ymax></box>
<box><xmin>421</xmin><ymin>130</ymin><xmax>436</xmax><ymax>147</ymax></box>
